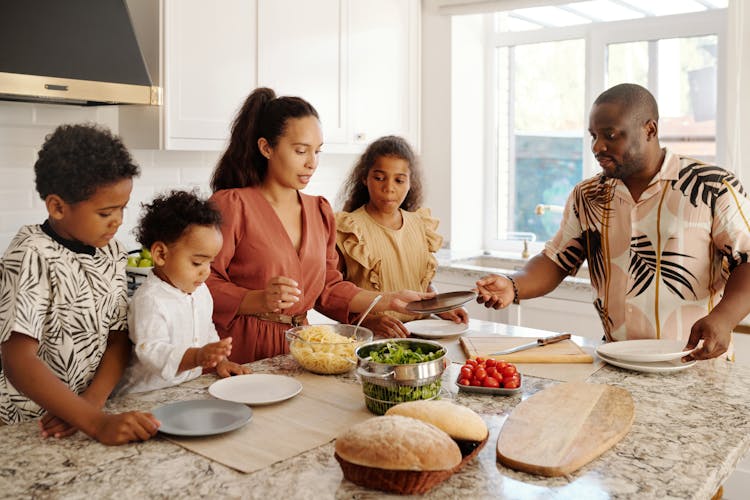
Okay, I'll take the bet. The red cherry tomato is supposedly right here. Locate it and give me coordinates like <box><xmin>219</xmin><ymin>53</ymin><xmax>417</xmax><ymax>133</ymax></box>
<box><xmin>482</xmin><ymin>376</ymin><xmax>500</xmax><ymax>388</ymax></box>
<box><xmin>460</xmin><ymin>366</ymin><xmax>473</xmax><ymax>379</ymax></box>
<box><xmin>458</xmin><ymin>377</ymin><xmax>471</xmax><ymax>386</ymax></box>
<box><xmin>486</xmin><ymin>366</ymin><xmax>500</xmax><ymax>380</ymax></box>
<box><xmin>474</xmin><ymin>367</ymin><xmax>487</xmax><ymax>380</ymax></box>
<box><xmin>503</xmin><ymin>377</ymin><xmax>520</xmax><ymax>389</ymax></box>
<box><xmin>466</xmin><ymin>359</ymin><xmax>478</xmax><ymax>367</ymax></box>
<box><xmin>501</xmin><ymin>365</ymin><xmax>518</xmax><ymax>378</ymax></box>
<box><xmin>475</xmin><ymin>357</ymin><xmax>485</xmax><ymax>364</ymax></box>
<box><xmin>470</xmin><ymin>378</ymin><xmax>483</xmax><ymax>386</ymax></box>
<box><xmin>485</xmin><ymin>358</ymin><xmax>496</xmax><ymax>368</ymax></box>
<box><xmin>496</xmin><ymin>361</ymin><xmax>509</xmax><ymax>370</ymax></box>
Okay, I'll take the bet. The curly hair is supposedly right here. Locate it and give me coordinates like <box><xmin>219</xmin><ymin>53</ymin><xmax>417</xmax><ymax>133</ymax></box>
<box><xmin>211</xmin><ymin>87</ymin><xmax>319</xmax><ymax>191</ymax></box>
<box><xmin>34</xmin><ymin>123</ymin><xmax>140</xmax><ymax>203</ymax></box>
<box><xmin>135</xmin><ymin>190</ymin><xmax>222</xmax><ymax>249</ymax></box>
<box><xmin>338</xmin><ymin>135</ymin><xmax>423</xmax><ymax>212</ymax></box>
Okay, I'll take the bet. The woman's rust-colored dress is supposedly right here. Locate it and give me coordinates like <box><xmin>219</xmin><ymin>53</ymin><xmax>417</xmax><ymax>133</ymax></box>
<box><xmin>207</xmin><ymin>187</ymin><xmax>359</xmax><ymax>363</ymax></box>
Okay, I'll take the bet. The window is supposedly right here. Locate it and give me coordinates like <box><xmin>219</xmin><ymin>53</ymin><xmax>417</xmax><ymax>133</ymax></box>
<box><xmin>481</xmin><ymin>1</ymin><xmax>727</xmax><ymax>251</ymax></box>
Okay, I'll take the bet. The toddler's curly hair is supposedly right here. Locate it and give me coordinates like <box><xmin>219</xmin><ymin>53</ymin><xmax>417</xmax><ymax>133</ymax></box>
<box><xmin>136</xmin><ymin>190</ymin><xmax>222</xmax><ymax>248</ymax></box>
<box><xmin>34</xmin><ymin>123</ymin><xmax>140</xmax><ymax>203</ymax></box>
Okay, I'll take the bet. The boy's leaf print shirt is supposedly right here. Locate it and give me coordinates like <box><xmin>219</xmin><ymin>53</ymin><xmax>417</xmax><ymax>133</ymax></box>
<box><xmin>0</xmin><ymin>225</ymin><xmax>128</xmax><ymax>424</ymax></box>
<box><xmin>543</xmin><ymin>149</ymin><xmax>750</xmax><ymax>341</ymax></box>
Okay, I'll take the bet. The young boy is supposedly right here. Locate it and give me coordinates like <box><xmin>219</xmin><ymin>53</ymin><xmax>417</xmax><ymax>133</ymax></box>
<box><xmin>0</xmin><ymin>124</ymin><xmax>159</xmax><ymax>445</ymax></box>
<box><xmin>116</xmin><ymin>190</ymin><xmax>250</xmax><ymax>395</ymax></box>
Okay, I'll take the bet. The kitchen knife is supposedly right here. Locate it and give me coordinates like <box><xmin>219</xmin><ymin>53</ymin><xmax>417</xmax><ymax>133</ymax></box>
<box><xmin>489</xmin><ymin>333</ymin><xmax>572</xmax><ymax>356</ymax></box>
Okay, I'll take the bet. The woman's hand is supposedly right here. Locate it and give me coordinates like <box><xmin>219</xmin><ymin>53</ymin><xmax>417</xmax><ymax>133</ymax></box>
<box><xmin>437</xmin><ymin>307</ymin><xmax>469</xmax><ymax>323</ymax></box>
<box><xmin>382</xmin><ymin>290</ymin><xmax>436</xmax><ymax>315</ymax></box>
<box><xmin>262</xmin><ymin>276</ymin><xmax>301</xmax><ymax>312</ymax></box>
<box><xmin>216</xmin><ymin>359</ymin><xmax>252</xmax><ymax>378</ymax></box>
<box><xmin>362</xmin><ymin>316</ymin><xmax>409</xmax><ymax>338</ymax></box>
<box><xmin>475</xmin><ymin>274</ymin><xmax>515</xmax><ymax>309</ymax></box>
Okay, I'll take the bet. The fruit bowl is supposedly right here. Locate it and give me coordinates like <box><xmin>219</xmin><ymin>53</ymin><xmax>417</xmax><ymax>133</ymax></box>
<box><xmin>286</xmin><ymin>324</ymin><xmax>373</xmax><ymax>375</ymax></box>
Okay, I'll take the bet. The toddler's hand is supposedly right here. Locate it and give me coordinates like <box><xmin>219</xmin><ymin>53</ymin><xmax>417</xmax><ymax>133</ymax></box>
<box><xmin>93</xmin><ymin>411</ymin><xmax>160</xmax><ymax>445</ymax></box>
<box><xmin>197</xmin><ymin>338</ymin><xmax>232</xmax><ymax>368</ymax></box>
<box><xmin>216</xmin><ymin>359</ymin><xmax>252</xmax><ymax>378</ymax></box>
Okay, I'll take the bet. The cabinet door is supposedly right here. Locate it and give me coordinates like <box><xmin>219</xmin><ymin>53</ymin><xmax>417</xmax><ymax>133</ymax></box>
<box><xmin>517</xmin><ymin>296</ymin><xmax>603</xmax><ymax>341</ymax></box>
<box><xmin>164</xmin><ymin>0</ymin><xmax>256</xmax><ymax>150</ymax></box>
<box><xmin>348</xmin><ymin>0</ymin><xmax>420</xmax><ymax>147</ymax></box>
<box><xmin>257</xmin><ymin>0</ymin><xmax>347</xmax><ymax>144</ymax></box>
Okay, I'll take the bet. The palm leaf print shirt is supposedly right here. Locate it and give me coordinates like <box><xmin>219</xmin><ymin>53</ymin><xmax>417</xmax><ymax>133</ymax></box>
<box><xmin>543</xmin><ymin>149</ymin><xmax>750</xmax><ymax>341</ymax></box>
<box><xmin>0</xmin><ymin>223</ymin><xmax>129</xmax><ymax>424</ymax></box>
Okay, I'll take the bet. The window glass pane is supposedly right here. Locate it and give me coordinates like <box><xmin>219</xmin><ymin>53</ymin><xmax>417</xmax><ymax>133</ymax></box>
<box><xmin>657</xmin><ymin>36</ymin><xmax>717</xmax><ymax>162</ymax></box>
<box><xmin>607</xmin><ymin>41</ymin><xmax>648</xmax><ymax>88</ymax></box>
<box><xmin>618</xmin><ymin>0</ymin><xmax>706</xmax><ymax>16</ymax></box>
<box><xmin>565</xmin><ymin>1</ymin><xmax>644</xmax><ymax>22</ymax></box>
<box><xmin>497</xmin><ymin>40</ymin><xmax>585</xmax><ymax>243</ymax></box>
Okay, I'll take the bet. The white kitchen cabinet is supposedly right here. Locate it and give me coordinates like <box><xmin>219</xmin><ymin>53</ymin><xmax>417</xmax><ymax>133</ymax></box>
<box><xmin>119</xmin><ymin>0</ymin><xmax>256</xmax><ymax>150</ymax></box>
<box><xmin>516</xmin><ymin>295</ymin><xmax>603</xmax><ymax>341</ymax></box>
<box><xmin>256</xmin><ymin>0</ymin><xmax>420</xmax><ymax>152</ymax></box>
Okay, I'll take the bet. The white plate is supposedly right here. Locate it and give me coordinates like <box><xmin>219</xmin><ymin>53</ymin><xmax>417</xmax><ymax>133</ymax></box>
<box><xmin>152</xmin><ymin>399</ymin><xmax>252</xmax><ymax>436</ymax></box>
<box><xmin>598</xmin><ymin>351</ymin><xmax>696</xmax><ymax>374</ymax></box>
<box><xmin>126</xmin><ymin>266</ymin><xmax>153</xmax><ymax>276</ymax></box>
<box><xmin>208</xmin><ymin>374</ymin><xmax>303</xmax><ymax>405</ymax></box>
<box><xmin>407</xmin><ymin>319</ymin><xmax>468</xmax><ymax>338</ymax></box>
<box><xmin>596</xmin><ymin>339</ymin><xmax>695</xmax><ymax>363</ymax></box>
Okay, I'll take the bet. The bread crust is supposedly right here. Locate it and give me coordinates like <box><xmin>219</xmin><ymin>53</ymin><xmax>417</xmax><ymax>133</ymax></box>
<box><xmin>386</xmin><ymin>400</ymin><xmax>489</xmax><ymax>442</ymax></box>
<box><xmin>334</xmin><ymin>415</ymin><xmax>461</xmax><ymax>471</ymax></box>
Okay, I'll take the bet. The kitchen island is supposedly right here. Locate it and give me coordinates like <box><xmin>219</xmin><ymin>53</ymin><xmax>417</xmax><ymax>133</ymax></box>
<box><xmin>2</xmin><ymin>320</ymin><xmax>749</xmax><ymax>499</ymax></box>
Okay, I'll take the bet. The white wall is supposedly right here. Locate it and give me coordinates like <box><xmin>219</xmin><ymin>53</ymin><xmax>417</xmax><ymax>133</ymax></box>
<box><xmin>0</xmin><ymin>100</ymin><xmax>356</xmax><ymax>253</ymax></box>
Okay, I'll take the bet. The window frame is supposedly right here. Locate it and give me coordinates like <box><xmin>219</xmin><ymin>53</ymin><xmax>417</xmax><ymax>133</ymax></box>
<box><xmin>483</xmin><ymin>9</ymin><xmax>728</xmax><ymax>254</ymax></box>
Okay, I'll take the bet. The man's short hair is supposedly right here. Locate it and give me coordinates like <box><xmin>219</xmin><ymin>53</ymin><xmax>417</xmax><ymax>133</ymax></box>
<box><xmin>594</xmin><ymin>83</ymin><xmax>659</xmax><ymax>125</ymax></box>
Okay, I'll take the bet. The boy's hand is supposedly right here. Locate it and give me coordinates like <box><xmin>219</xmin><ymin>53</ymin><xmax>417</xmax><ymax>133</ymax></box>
<box><xmin>437</xmin><ymin>307</ymin><xmax>469</xmax><ymax>324</ymax></box>
<box><xmin>92</xmin><ymin>411</ymin><xmax>160</xmax><ymax>445</ymax></box>
<box><xmin>196</xmin><ymin>338</ymin><xmax>232</xmax><ymax>368</ymax></box>
<box><xmin>216</xmin><ymin>359</ymin><xmax>252</xmax><ymax>378</ymax></box>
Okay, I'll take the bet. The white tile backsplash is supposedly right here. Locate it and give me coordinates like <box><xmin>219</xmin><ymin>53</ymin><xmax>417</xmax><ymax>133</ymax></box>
<box><xmin>0</xmin><ymin>101</ymin><xmax>358</xmax><ymax>253</ymax></box>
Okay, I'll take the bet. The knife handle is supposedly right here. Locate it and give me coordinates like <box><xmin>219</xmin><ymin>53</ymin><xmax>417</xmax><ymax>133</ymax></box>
<box><xmin>537</xmin><ymin>333</ymin><xmax>571</xmax><ymax>345</ymax></box>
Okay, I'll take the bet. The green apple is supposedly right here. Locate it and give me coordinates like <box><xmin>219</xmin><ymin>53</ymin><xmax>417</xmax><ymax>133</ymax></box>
<box><xmin>140</xmin><ymin>248</ymin><xmax>152</xmax><ymax>260</ymax></box>
<box><xmin>138</xmin><ymin>258</ymin><xmax>153</xmax><ymax>268</ymax></box>
<box><xmin>127</xmin><ymin>256</ymin><xmax>140</xmax><ymax>267</ymax></box>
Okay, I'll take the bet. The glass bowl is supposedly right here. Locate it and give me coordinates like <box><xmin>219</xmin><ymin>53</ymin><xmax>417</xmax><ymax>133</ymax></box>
<box><xmin>286</xmin><ymin>324</ymin><xmax>374</xmax><ymax>375</ymax></box>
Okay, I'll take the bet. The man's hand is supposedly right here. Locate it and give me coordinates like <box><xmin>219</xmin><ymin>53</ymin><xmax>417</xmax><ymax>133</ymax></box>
<box><xmin>475</xmin><ymin>275</ymin><xmax>515</xmax><ymax>309</ymax></box>
<box><xmin>682</xmin><ymin>315</ymin><xmax>732</xmax><ymax>362</ymax></box>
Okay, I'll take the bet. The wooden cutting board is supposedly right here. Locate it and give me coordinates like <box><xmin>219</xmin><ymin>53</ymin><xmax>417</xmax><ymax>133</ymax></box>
<box><xmin>460</xmin><ymin>336</ymin><xmax>594</xmax><ymax>363</ymax></box>
<box><xmin>496</xmin><ymin>382</ymin><xmax>634</xmax><ymax>477</ymax></box>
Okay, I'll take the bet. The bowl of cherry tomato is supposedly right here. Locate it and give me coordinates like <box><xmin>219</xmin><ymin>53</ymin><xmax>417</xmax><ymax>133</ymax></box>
<box><xmin>456</xmin><ymin>357</ymin><xmax>522</xmax><ymax>395</ymax></box>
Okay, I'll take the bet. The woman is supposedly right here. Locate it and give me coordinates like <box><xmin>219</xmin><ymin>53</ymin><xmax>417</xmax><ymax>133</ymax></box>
<box><xmin>206</xmin><ymin>87</ymin><xmax>431</xmax><ymax>363</ymax></box>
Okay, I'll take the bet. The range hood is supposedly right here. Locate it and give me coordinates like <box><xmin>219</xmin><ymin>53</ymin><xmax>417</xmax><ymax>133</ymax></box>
<box><xmin>0</xmin><ymin>0</ymin><xmax>161</xmax><ymax>106</ymax></box>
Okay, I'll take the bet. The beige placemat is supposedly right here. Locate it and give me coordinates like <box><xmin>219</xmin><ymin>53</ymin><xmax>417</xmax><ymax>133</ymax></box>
<box><xmin>165</xmin><ymin>373</ymin><xmax>371</xmax><ymax>473</ymax></box>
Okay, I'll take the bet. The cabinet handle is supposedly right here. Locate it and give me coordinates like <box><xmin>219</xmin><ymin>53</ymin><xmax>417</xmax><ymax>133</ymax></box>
<box><xmin>354</xmin><ymin>132</ymin><xmax>366</xmax><ymax>142</ymax></box>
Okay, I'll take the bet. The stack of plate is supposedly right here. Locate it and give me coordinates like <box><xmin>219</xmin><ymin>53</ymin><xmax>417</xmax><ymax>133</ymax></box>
<box><xmin>595</xmin><ymin>339</ymin><xmax>696</xmax><ymax>374</ymax></box>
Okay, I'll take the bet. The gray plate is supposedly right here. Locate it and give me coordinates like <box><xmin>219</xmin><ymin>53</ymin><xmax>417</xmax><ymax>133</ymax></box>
<box><xmin>456</xmin><ymin>373</ymin><xmax>522</xmax><ymax>395</ymax></box>
<box><xmin>152</xmin><ymin>399</ymin><xmax>252</xmax><ymax>436</ymax></box>
<box><xmin>405</xmin><ymin>291</ymin><xmax>477</xmax><ymax>314</ymax></box>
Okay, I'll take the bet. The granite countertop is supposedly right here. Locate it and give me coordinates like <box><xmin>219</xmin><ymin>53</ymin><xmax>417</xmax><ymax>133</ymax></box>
<box><xmin>3</xmin><ymin>325</ymin><xmax>750</xmax><ymax>499</ymax></box>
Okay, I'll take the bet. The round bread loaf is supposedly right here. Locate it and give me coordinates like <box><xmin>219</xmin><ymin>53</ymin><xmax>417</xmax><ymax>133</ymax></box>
<box><xmin>385</xmin><ymin>400</ymin><xmax>488</xmax><ymax>442</ymax></box>
<box><xmin>335</xmin><ymin>415</ymin><xmax>461</xmax><ymax>471</ymax></box>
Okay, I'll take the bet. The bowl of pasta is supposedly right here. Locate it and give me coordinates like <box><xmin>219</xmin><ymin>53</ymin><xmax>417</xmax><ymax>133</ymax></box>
<box><xmin>286</xmin><ymin>324</ymin><xmax>374</xmax><ymax>375</ymax></box>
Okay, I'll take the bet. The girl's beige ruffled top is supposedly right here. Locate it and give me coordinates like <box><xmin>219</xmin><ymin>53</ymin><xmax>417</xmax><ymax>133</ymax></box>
<box><xmin>335</xmin><ymin>206</ymin><xmax>443</xmax><ymax>323</ymax></box>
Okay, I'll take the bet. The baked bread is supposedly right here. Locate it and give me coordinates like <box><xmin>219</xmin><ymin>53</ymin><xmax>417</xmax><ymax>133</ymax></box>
<box><xmin>334</xmin><ymin>415</ymin><xmax>462</xmax><ymax>494</ymax></box>
<box><xmin>385</xmin><ymin>400</ymin><xmax>488</xmax><ymax>442</ymax></box>
<box><xmin>335</xmin><ymin>415</ymin><xmax>461</xmax><ymax>471</ymax></box>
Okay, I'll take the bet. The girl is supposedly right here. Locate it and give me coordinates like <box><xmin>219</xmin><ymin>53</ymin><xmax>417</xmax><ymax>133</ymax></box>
<box><xmin>336</xmin><ymin>136</ymin><xmax>468</xmax><ymax>338</ymax></box>
<box><xmin>206</xmin><ymin>88</ymin><xmax>432</xmax><ymax>363</ymax></box>
<box><xmin>117</xmin><ymin>190</ymin><xmax>251</xmax><ymax>395</ymax></box>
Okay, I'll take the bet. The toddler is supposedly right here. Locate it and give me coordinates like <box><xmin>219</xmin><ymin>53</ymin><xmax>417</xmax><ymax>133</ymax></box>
<box><xmin>0</xmin><ymin>124</ymin><xmax>159</xmax><ymax>445</ymax></box>
<box><xmin>116</xmin><ymin>190</ymin><xmax>250</xmax><ymax>395</ymax></box>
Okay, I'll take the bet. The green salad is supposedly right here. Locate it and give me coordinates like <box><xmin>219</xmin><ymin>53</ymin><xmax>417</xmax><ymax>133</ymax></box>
<box><xmin>369</xmin><ymin>342</ymin><xmax>444</xmax><ymax>365</ymax></box>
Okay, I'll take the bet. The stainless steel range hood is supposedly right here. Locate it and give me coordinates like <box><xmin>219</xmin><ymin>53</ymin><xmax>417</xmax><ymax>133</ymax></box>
<box><xmin>0</xmin><ymin>0</ymin><xmax>161</xmax><ymax>106</ymax></box>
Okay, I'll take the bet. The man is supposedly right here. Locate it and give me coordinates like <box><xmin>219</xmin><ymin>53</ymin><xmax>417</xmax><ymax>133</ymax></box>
<box><xmin>476</xmin><ymin>83</ymin><xmax>750</xmax><ymax>362</ymax></box>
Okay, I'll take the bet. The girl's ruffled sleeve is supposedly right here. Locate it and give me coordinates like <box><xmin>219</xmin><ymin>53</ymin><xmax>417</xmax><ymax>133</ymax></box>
<box><xmin>335</xmin><ymin>211</ymin><xmax>382</xmax><ymax>291</ymax></box>
<box><xmin>416</xmin><ymin>207</ymin><xmax>443</xmax><ymax>290</ymax></box>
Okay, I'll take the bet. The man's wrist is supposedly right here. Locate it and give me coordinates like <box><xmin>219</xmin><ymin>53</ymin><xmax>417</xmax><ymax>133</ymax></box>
<box><xmin>505</xmin><ymin>275</ymin><xmax>520</xmax><ymax>305</ymax></box>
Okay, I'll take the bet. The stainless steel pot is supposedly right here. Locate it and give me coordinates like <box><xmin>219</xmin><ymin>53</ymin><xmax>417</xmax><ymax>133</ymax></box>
<box><xmin>355</xmin><ymin>338</ymin><xmax>448</xmax><ymax>384</ymax></box>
